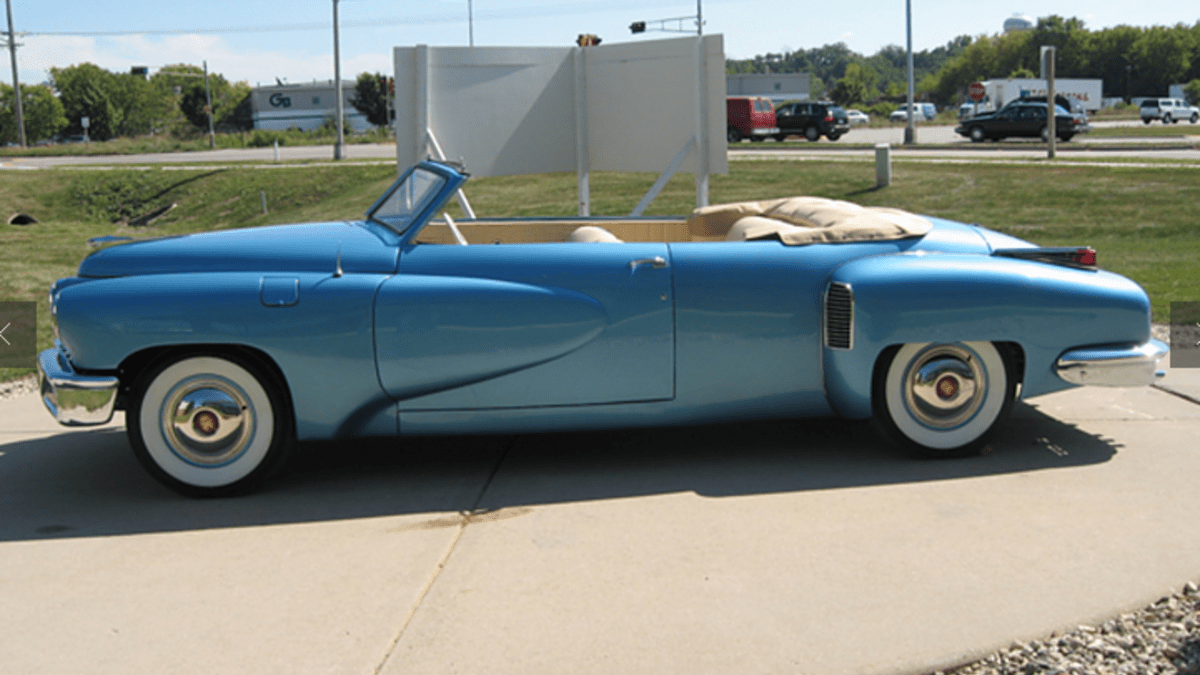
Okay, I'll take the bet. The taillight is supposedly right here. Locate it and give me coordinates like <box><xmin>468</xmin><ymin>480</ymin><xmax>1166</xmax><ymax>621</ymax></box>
<box><xmin>825</xmin><ymin>114</ymin><xmax>834</xmax><ymax>122</ymax></box>
<box><xmin>1072</xmin><ymin>248</ymin><xmax>1096</xmax><ymax>266</ymax></box>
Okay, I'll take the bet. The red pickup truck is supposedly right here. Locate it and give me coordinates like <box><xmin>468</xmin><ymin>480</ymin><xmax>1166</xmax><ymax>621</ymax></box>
<box><xmin>726</xmin><ymin>96</ymin><xmax>780</xmax><ymax>143</ymax></box>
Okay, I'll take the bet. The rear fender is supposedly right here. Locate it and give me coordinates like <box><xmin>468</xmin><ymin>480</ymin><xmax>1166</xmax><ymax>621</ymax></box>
<box><xmin>823</xmin><ymin>253</ymin><xmax>1151</xmax><ymax>419</ymax></box>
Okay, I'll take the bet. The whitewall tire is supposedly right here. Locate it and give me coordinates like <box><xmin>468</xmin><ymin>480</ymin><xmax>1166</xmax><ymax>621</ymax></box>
<box><xmin>128</xmin><ymin>354</ymin><xmax>292</xmax><ymax>497</ymax></box>
<box><xmin>872</xmin><ymin>342</ymin><xmax>1016</xmax><ymax>457</ymax></box>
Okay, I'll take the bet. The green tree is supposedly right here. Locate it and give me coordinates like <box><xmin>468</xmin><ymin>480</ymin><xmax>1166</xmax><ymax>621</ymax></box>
<box><xmin>151</xmin><ymin>64</ymin><xmax>249</xmax><ymax>133</ymax></box>
<box><xmin>350</xmin><ymin>72</ymin><xmax>393</xmax><ymax>127</ymax></box>
<box><xmin>829</xmin><ymin>63</ymin><xmax>877</xmax><ymax>106</ymax></box>
<box><xmin>0</xmin><ymin>83</ymin><xmax>68</xmax><ymax>143</ymax></box>
<box><xmin>110</xmin><ymin>71</ymin><xmax>175</xmax><ymax>136</ymax></box>
<box><xmin>1184</xmin><ymin>79</ymin><xmax>1200</xmax><ymax>105</ymax></box>
<box><xmin>51</xmin><ymin>63</ymin><xmax>122</xmax><ymax>140</ymax></box>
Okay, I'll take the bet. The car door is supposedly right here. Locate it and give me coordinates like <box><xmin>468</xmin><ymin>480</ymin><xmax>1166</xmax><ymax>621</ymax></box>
<box><xmin>775</xmin><ymin>103</ymin><xmax>798</xmax><ymax>135</ymax></box>
<box><xmin>374</xmin><ymin>242</ymin><xmax>675</xmax><ymax>410</ymax></box>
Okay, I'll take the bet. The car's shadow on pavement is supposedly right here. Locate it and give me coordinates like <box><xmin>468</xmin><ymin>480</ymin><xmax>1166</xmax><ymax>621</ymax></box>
<box><xmin>0</xmin><ymin>401</ymin><xmax>1116</xmax><ymax>542</ymax></box>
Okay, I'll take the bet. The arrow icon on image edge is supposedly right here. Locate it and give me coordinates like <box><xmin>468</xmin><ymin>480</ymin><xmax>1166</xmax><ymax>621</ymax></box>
<box><xmin>0</xmin><ymin>322</ymin><xmax>9</xmax><ymax>346</ymax></box>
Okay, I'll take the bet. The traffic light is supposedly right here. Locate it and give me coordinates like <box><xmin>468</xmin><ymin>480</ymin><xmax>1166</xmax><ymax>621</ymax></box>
<box><xmin>630</xmin><ymin>21</ymin><xmax>646</xmax><ymax>34</ymax></box>
<box><xmin>576</xmin><ymin>34</ymin><xmax>602</xmax><ymax>47</ymax></box>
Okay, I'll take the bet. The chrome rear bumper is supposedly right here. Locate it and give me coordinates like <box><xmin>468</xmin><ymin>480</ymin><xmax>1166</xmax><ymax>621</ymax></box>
<box><xmin>1055</xmin><ymin>339</ymin><xmax>1169</xmax><ymax>387</ymax></box>
<box><xmin>37</xmin><ymin>343</ymin><xmax>120</xmax><ymax>426</ymax></box>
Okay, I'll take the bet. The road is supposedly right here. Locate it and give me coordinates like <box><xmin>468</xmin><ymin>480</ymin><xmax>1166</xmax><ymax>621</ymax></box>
<box><xmin>3</xmin><ymin>122</ymin><xmax>1199</xmax><ymax>170</ymax></box>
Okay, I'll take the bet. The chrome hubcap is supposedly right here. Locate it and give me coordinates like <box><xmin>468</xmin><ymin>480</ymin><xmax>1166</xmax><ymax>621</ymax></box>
<box><xmin>904</xmin><ymin>345</ymin><xmax>986</xmax><ymax>429</ymax></box>
<box><xmin>162</xmin><ymin>378</ymin><xmax>253</xmax><ymax>466</ymax></box>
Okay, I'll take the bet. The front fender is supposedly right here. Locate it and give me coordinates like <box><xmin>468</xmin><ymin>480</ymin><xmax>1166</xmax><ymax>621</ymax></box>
<box><xmin>54</xmin><ymin>272</ymin><xmax>394</xmax><ymax>440</ymax></box>
<box><xmin>823</xmin><ymin>252</ymin><xmax>1151</xmax><ymax>419</ymax></box>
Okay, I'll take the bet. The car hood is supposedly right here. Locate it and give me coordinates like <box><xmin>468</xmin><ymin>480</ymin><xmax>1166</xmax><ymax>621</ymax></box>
<box><xmin>78</xmin><ymin>221</ymin><xmax>399</xmax><ymax>278</ymax></box>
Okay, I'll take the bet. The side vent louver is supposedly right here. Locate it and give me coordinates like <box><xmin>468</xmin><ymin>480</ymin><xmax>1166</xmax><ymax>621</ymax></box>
<box><xmin>825</xmin><ymin>282</ymin><xmax>853</xmax><ymax>350</ymax></box>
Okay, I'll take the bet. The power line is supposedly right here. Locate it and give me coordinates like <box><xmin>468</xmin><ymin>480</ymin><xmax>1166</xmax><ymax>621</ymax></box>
<box><xmin>18</xmin><ymin>0</ymin><xmax>685</xmax><ymax>37</ymax></box>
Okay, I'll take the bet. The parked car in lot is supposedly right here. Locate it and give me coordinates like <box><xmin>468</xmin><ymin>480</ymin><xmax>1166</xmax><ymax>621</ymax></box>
<box><xmin>39</xmin><ymin>160</ymin><xmax>1167</xmax><ymax>496</ymax></box>
<box><xmin>890</xmin><ymin>102</ymin><xmax>938</xmax><ymax>122</ymax></box>
<box><xmin>774</xmin><ymin>101</ymin><xmax>850</xmax><ymax>141</ymax></box>
<box><xmin>845</xmin><ymin>109</ymin><xmax>870</xmax><ymax>125</ymax></box>
<box><xmin>1140</xmin><ymin>98</ymin><xmax>1200</xmax><ymax>124</ymax></box>
<box><xmin>955</xmin><ymin>100</ymin><xmax>1088</xmax><ymax>142</ymax></box>
<box><xmin>726</xmin><ymin>96</ymin><xmax>780</xmax><ymax>142</ymax></box>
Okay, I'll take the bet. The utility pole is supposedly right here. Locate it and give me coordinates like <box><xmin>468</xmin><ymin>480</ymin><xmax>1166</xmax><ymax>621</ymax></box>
<box><xmin>332</xmin><ymin>0</ymin><xmax>345</xmax><ymax>160</ymax></box>
<box><xmin>4</xmin><ymin>0</ymin><xmax>26</xmax><ymax>147</ymax></box>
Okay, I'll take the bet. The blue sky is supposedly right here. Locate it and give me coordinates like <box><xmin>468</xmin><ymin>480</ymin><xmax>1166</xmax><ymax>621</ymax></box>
<box><xmin>2</xmin><ymin>1</ymin><xmax>1198</xmax><ymax>88</ymax></box>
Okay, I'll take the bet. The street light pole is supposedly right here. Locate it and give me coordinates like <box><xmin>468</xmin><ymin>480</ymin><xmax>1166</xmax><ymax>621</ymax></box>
<box><xmin>4</xmin><ymin>0</ymin><xmax>26</xmax><ymax>147</ymax></box>
<box><xmin>332</xmin><ymin>0</ymin><xmax>345</xmax><ymax>160</ymax></box>
<box><xmin>203</xmin><ymin>60</ymin><xmax>216</xmax><ymax>149</ymax></box>
<box><xmin>904</xmin><ymin>0</ymin><xmax>915</xmax><ymax>145</ymax></box>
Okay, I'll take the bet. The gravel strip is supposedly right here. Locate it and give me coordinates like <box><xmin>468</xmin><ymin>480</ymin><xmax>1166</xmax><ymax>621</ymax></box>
<box><xmin>935</xmin><ymin>582</ymin><xmax>1200</xmax><ymax>675</ymax></box>
<box><xmin>0</xmin><ymin>374</ymin><xmax>37</xmax><ymax>401</ymax></box>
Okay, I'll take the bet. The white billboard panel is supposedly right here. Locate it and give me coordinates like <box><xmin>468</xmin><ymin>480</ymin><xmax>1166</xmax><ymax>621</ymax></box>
<box><xmin>394</xmin><ymin>36</ymin><xmax>726</xmax><ymax>181</ymax></box>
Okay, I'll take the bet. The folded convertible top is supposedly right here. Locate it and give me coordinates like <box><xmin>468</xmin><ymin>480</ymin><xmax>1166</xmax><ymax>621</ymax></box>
<box><xmin>688</xmin><ymin>196</ymin><xmax>934</xmax><ymax>245</ymax></box>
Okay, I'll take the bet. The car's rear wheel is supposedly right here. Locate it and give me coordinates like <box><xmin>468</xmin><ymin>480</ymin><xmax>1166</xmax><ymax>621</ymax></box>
<box><xmin>1059</xmin><ymin>132</ymin><xmax>1074</xmax><ymax>142</ymax></box>
<box><xmin>969</xmin><ymin>126</ymin><xmax>985</xmax><ymax>142</ymax></box>
<box><xmin>805</xmin><ymin>126</ymin><xmax>820</xmax><ymax>142</ymax></box>
<box><xmin>872</xmin><ymin>342</ymin><xmax>1016</xmax><ymax>458</ymax></box>
<box><xmin>1040</xmin><ymin>126</ymin><xmax>1050</xmax><ymax>142</ymax></box>
<box><xmin>1143</xmin><ymin>118</ymin><xmax>1152</xmax><ymax>125</ymax></box>
<box><xmin>726</xmin><ymin>127</ymin><xmax>742</xmax><ymax>143</ymax></box>
<box><xmin>827</xmin><ymin>133</ymin><xmax>841</xmax><ymax>141</ymax></box>
<box><xmin>128</xmin><ymin>353</ymin><xmax>293</xmax><ymax>497</ymax></box>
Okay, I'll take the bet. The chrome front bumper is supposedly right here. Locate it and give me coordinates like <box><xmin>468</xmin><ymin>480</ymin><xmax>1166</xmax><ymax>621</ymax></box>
<box><xmin>1055</xmin><ymin>339</ymin><xmax>1169</xmax><ymax>387</ymax></box>
<box><xmin>37</xmin><ymin>343</ymin><xmax>120</xmax><ymax>426</ymax></box>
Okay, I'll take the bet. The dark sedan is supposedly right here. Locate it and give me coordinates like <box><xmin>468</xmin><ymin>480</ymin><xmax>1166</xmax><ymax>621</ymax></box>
<box><xmin>955</xmin><ymin>101</ymin><xmax>1088</xmax><ymax>142</ymax></box>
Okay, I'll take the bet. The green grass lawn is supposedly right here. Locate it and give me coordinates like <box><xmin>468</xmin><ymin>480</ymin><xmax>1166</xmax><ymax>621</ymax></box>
<box><xmin>2</xmin><ymin>158</ymin><xmax>1195</xmax><ymax>383</ymax></box>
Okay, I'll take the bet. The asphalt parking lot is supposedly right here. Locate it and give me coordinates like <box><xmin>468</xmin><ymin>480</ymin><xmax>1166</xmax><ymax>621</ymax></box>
<box><xmin>2</xmin><ymin>361</ymin><xmax>1199</xmax><ymax>675</ymax></box>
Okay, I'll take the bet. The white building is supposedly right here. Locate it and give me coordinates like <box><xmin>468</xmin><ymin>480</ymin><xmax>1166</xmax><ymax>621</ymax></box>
<box><xmin>250</xmin><ymin>81</ymin><xmax>372</xmax><ymax>133</ymax></box>
<box><xmin>726</xmin><ymin>73</ymin><xmax>811</xmax><ymax>104</ymax></box>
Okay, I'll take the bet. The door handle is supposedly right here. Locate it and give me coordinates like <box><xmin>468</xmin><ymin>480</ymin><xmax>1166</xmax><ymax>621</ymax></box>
<box><xmin>629</xmin><ymin>256</ymin><xmax>668</xmax><ymax>271</ymax></box>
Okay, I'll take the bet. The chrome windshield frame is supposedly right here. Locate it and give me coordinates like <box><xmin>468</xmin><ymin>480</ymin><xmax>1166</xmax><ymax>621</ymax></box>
<box><xmin>366</xmin><ymin>160</ymin><xmax>468</xmax><ymax>238</ymax></box>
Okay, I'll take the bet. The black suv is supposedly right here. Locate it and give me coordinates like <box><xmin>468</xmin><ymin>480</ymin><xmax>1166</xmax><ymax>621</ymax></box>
<box><xmin>774</xmin><ymin>101</ymin><xmax>851</xmax><ymax>141</ymax></box>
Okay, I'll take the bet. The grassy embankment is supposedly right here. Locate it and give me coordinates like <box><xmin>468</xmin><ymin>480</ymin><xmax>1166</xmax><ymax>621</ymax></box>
<box><xmin>2</xmin><ymin>159</ymin><xmax>1195</xmax><ymax>382</ymax></box>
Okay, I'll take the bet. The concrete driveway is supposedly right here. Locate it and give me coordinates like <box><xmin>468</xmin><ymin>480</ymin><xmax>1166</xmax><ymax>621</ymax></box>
<box><xmin>2</xmin><ymin>363</ymin><xmax>1199</xmax><ymax>675</ymax></box>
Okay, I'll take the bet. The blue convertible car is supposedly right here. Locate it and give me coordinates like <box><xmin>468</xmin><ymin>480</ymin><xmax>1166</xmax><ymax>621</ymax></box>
<box><xmin>38</xmin><ymin>160</ymin><xmax>1167</xmax><ymax>496</ymax></box>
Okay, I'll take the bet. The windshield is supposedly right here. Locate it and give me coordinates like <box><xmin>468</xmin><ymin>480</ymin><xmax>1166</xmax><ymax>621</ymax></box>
<box><xmin>367</xmin><ymin>166</ymin><xmax>448</xmax><ymax>234</ymax></box>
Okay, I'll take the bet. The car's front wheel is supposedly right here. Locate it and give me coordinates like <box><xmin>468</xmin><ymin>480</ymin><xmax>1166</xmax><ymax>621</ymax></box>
<box><xmin>969</xmin><ymin>126</ymin><xmax>985</xmax><ymax>142</ymax></box>
<box><xmin>127</xmin><ymin>353</ymin><xmax>293</xmax><ymax>497</ymax></box>
<box><xmin>872</xmin><ymin>342</ymin><xmax>1016</xmax><ymax>458</ymax></box>
<box><xmin>1163</xmin><ymin>113</ymin><xmax>1173</xmax><ymax>124</ymax></box>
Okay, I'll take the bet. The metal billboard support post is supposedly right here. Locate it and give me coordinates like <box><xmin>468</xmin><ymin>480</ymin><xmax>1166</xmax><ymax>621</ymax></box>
<box><xmin>693</xmin><ymin>35</ymin><xmax>710</xmax><ymax>209</ymax></box>
<box><xmin>574</xmin><ymin>47</ymin><xmax>590</xmax><ymax>217</ymax></box>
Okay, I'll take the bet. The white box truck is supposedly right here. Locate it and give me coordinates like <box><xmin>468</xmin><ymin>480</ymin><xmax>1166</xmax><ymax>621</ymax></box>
<box><xmin>968</xmin><ymin>79</ymin><xmax>1102</xmax><ymax>115</ymax></box>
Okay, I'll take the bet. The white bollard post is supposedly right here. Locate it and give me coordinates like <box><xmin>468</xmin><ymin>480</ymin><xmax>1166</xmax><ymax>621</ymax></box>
<box><xmin>875</xmin><ymin>143</ymin><xmax>892</xmax><ymax>188</ymax></box>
